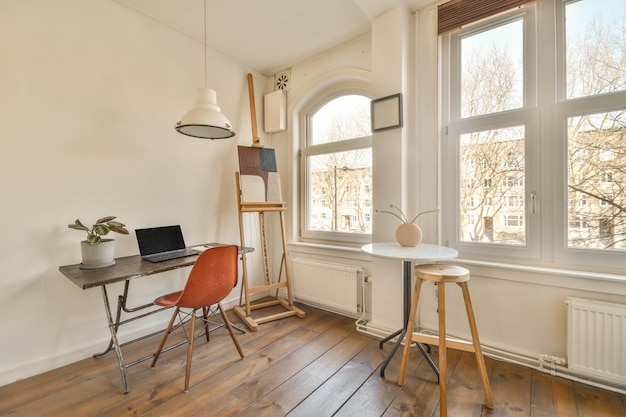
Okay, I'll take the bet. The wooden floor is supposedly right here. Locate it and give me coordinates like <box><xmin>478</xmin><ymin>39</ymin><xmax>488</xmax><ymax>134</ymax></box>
<box><xmin>2</xmin><ymin>304</ymin><xmax>625</xmax><ymax>417</ymax></box>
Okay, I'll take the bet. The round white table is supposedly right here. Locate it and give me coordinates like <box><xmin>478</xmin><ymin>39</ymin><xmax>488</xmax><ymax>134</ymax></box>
<box><xmin>361</xmin><ymin>242</ymin><xmax>458</xmax><ymax>378</ymax></box>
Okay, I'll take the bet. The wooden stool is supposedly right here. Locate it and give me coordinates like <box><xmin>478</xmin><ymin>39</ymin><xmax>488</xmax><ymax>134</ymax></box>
<box><xmin>398</xmin><ymin>264</ymin><xmax>494</xmax><ymax>417</ymax></box>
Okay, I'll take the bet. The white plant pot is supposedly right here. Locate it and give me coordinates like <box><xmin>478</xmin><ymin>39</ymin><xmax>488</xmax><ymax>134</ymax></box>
<box><xmin>80</xmin><ymin>239</ymin><xmax>116</xmax><ymax>269</ymax></box>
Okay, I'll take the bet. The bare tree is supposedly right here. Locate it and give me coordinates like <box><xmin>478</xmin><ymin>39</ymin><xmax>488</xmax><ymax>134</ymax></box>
<box><xmin>462</xmin><ymin>44</ymin><xmax>522</xmax><ymax>118</ymax></box>
<box><xmin>458</xmin><ymin>7</ymin><xmax>626</xmax><ymax>250</ymax></box>
<box><xmin>459</xmin><ymin>45</ymin><xmax>526</xmax><ymax>244</ymax></box>
<box><xmin>566</xmin><ymin>11</ymin><xmax>626</xmax><ymax>249</ymax></box>
<box><xmin>308</xmin><ymin>109</ymin><xmax>372</xmax><ymax>233</ymax></box>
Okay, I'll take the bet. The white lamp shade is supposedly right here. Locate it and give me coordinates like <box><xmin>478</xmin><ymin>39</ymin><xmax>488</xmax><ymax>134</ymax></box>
<box><xmin>175</xmin><ymin>88</ymin><xmax>236</xmax><ymax>139</ymax></box>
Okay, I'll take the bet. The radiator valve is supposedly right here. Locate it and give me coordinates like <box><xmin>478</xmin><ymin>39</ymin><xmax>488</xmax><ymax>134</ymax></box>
<box><xmin>539</xmin><ymin>354</ymin><xmax>567</xmax><ymax>376</ymax></box>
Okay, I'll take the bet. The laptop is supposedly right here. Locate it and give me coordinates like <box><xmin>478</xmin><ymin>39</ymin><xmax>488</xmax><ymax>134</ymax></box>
<box><xmin>135</xmin><ymin>225</ymin><xmax>200</xmax><ymax>263</ymax></box>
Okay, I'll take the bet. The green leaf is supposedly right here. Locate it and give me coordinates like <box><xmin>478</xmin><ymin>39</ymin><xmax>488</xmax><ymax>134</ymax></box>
<box><xmin>87</xmin><ymin>234</ymin><xmax>101</xmax><ymax>244</ymax></box>
<box><xmin>68</xmin><ymin>223</ymin><xmax>89</xmax><ymax>232</ymax></box>
<box><xmin>94</xmin><ymin>224</ymin><xmax>109</xmax><ymax>235</ymax></box>
<box><xmin>96</xmin><ymin>216</ymin><xmax>116</xmax><ymax>224</ymax></box>
<box><xmin>108</xmin><ymin>225</ymin><xmax>129</xmax><ymax>235</ymax></box>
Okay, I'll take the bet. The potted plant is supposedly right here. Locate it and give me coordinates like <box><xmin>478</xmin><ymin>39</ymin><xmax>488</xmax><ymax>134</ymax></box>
<box><xmin>68</xmin><ymin>216</ymin><xmax>129</xmax><ymax>269</ymax></box>
<box><xmin>376</xmin><ymin>203</ymin><xmax>438</xmax><ymax>247</ymax></box>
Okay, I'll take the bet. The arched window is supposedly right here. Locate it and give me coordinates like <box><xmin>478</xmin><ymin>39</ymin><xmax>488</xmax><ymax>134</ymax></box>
<box><xmin>300</xmin><ymin>94</ymin><xmax>372</xmax><ymax>243</ymax></box>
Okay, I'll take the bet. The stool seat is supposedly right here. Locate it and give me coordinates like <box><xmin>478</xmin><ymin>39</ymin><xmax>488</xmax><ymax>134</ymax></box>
<box><xmin>398</xmin><ymin>263</ymin><xmax>494</xmax><ymax>417</ymax></box>
<box><xmin>414</xmin><ymin>264</ymin><xmax>470</xmax><ymax>283</ymax></box>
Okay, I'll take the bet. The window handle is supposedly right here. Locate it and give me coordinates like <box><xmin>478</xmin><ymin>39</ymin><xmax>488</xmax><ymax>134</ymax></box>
<box><xmin>531</xmin><ymin>192</ymin><xmax>537</xmax><ymax>214</ymax></box>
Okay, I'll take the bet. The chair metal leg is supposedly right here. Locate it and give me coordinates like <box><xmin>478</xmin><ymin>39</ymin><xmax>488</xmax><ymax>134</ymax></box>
<box><xmin>202</xmin><ymin>307</ymin><xmax>210</xmax><ymax>343</ymax></box>
<box><xmin>218</xmin><ymin>305</ymin><xmax>244</xmax><ymax>358</ymax></box>
<box><xmin>151</xmin><ymin>307</ymin><xmax>179</xmax><ymax>368</ymax></box>
<box><xmin>184</xmin><ymin>308</ymin><xmax>197</xmax><ymax>392</ymax></box>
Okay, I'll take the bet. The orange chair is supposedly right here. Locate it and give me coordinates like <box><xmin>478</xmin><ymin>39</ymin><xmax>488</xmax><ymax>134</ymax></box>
<box><xmin>150</xmin><ymin>245</ymin><xmax>244</xmax><ymax>391</ymax></box>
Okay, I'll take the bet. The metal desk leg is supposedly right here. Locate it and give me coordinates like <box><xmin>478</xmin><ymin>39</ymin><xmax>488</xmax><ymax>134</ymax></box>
<box><xmin>380</xmin><ymin>260</ymin><xmax>440</xmax><ymax>379</ymax></box>
<box><xmin>95</xmin><ymin>283</ymin><xmax>245</xmax><ymax>394</ymax></box>
<box><xmin>99</xmin><ymin>285</ymin><xmax>130</xmax><ymax>394</ymax></box>
<box><xmin>93</xmin><ymin>280</ymin><xmax>133</xmax><ymax>358</ymax></box>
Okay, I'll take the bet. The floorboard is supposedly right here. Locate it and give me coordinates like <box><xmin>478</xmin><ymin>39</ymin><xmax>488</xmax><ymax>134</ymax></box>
<box><xmin>1</xmin><ymin>304</ymin><xmax>625</xmax><ymax>417</ymax></box>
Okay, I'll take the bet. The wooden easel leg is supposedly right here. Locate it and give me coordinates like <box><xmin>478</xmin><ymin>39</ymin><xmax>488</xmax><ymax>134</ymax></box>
<box><xmin>259</xmin><ymin>212</ymin><xmax>271</xmax><ymax>286</ymax></box>
<box><xmin>233</xmin><ymin>249</ymin><xmax>258</xmax><ymax>331</ymax></box>
<box><xmin>234</xmin><ymin>172</ymin><xmax>257</xmax><ymax>331</ymax></box>
<box><xmin>234</xmin><ymin>171</ymin><xmax>305</xmax><ymax>331</ymax></box>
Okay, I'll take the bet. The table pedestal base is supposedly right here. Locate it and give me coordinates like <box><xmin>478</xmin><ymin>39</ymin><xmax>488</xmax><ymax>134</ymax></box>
<box><xmin>378</xmin><ymin>260</ymin><xmax>440</xmax><ymax>381</ymax></box>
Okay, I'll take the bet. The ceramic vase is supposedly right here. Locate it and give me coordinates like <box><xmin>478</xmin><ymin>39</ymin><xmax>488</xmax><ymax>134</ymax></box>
<box><xmin>80</xmin><ymin>239</ymin><xmax>116</xmax><ymax>269</ymax></box>
<box><xmin>396</xmin><ymin>223</ymin><xmax>422</xmax><ymax>247</ymax></box>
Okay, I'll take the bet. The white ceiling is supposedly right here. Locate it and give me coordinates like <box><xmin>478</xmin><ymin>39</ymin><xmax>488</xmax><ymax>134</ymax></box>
<box><xmin>113</xmin><ymin>0</ymin><xmax>435</xmax><ymax>76</ymax></box>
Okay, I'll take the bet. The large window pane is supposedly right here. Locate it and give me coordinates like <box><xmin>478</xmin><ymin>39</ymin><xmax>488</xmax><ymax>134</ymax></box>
<box><xmin>567</xmin><ymin>111</ymin><xmax>626</xmax><ymax>250</ymax></box>
<box><xmin>444</xmin><ymin>0</ymin><xmax>626</xmax><ymax>269</ymax></box>
<box><xmin>565</xmin><ymin>0</ymin><xmax>626</xmax><ymax>99</ymax></box>
<box><xmin>459</xmin><ymin>126</ymin><xmax>526</xmax><ymax>245</ymax></box>
<box><xmin>310</xmin><ymin>95</ymin><xmax>371</xmax><ymax>145</ymax></box>
<box><xmin>460</xmin><ymin>19</ymin><xmax>523</xmax><ymax>118</ymax></box>
<box><xmin>307</xmin><ymin>150</ymin><xmax>372</xmax><ymax>233</ymax></box>
<box><xmin>302</xmin><ymin>93</ymin><xmax>372</xmax><ymax>243</ymax></box>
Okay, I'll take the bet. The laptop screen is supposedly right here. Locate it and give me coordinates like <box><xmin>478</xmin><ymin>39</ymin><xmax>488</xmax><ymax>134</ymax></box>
<box><xmin>136</xmin><ymin>225</ymin><xmax>186</xmax><ymax>256</ymax></box>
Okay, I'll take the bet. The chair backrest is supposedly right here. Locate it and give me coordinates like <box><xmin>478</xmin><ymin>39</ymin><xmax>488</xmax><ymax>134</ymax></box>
<box><xmin>176</xmin><ymin>245</ymin><xmax>238</xmax><ymax>309</ymax></box>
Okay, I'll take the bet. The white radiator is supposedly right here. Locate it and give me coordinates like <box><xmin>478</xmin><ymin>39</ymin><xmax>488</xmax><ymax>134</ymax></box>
<box><xmin>566</xmin><ymin>297</ymin><xmax>626</xmax><ymax>385</ymax></box>
<box><xmin>289</xmin><ymin>258</ymin><xmax>364</xmax><ymax>317</ymax></box>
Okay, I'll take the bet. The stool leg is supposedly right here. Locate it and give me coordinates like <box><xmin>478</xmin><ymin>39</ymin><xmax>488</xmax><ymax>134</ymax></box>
<box><xmin>398</xmin><ymin>277</ymin><xmax>424</xmax><ymax>385</ymax></box>
<box><xmin>459</xmin><ymin>282</ymin><xmax>494</xmax><ymax>409</ymax></box>
<box><xmin>438</xmin><ymin>283</ymin><xmax>447</xmax><ymax>417</ymax></box>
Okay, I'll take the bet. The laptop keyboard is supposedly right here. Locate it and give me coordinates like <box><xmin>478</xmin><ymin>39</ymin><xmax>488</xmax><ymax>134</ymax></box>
<box><xmin>145</xmin><ymin>251</ymin><xmax>199</xmax><ymax>263</ymax></box>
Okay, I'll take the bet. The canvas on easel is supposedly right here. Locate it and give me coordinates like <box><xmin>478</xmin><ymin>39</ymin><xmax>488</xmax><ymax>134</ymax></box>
<box><xmin>234</xmin><ymin>146</ymin><xmax>305</xmax><ymax>331</ymax></box>
<box><xmin>237</xmin><ymin>146</ymin><xmax>282</xmax><ymax>202</ymax></box>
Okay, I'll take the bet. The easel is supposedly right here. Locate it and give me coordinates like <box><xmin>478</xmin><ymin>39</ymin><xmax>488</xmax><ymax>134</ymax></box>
<box><xmin>232</xmin><ymin>74</ymin><xmax>305</xmax><ymax>331</ymax></box>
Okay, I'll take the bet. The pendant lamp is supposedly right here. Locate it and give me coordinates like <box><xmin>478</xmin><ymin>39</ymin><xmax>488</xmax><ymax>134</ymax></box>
<box><xmin>175</xmin><ymin>0</ymin><xmax>235</xmax><ymax>139</ymax></box>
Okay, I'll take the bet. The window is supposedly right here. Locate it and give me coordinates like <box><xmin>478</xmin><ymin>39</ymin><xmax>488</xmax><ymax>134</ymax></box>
<box><xmin>599</xmin><ymin>149</ymin><xmax>615</xmax><ymax>162</ymax></box>
<box><xmin>504</xmin><ymin>215</ymin><xmax>524</xmax><ymax>228</ymax></box>
<box><xmin>600</xmin><ymin>171</ymin><xmax>614</xmax><ymax>183</ymax></box>
<box><xmin>442</xmin><ymin>0</ymin><xmax>626</xmax><ymax>269</ymax></box>
<box><xmin>505</xmin><ymin>195</ymin><xmax>524</xmax><ymax>207</ymax></box>
<box><xmin>300</xmin><ymin>94</ymin><xmax>372</xmax><ymax>243</ymax></box>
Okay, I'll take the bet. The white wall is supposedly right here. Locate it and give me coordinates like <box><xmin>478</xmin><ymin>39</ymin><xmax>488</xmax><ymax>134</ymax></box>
<box><xmin>0</xmin><ymin>0</ymin><xmax>269</xmax><ymax>386</ymax></box>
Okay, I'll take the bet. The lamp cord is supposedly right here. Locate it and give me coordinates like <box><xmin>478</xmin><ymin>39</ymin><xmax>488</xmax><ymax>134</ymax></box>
<box><xmin>203</xmin><ymin>0</ymin><xmax>207</xmax><ymax>88</ymax></box>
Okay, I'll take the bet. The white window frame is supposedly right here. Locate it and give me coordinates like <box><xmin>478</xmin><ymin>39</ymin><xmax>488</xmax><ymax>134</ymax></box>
<box><xmin>441</xmin><ymin>0</ymin><xmax>626</xmax><ymax>271</ymax></box>
<box><xmin>299</xmin><ymin>89</ymin><xmax>372</xmax><ymax>245</ymax></box>
<box><xmin>442</xmin><ymin>5</ymin><xmax>540</xmax><ymax>261</ymax></box>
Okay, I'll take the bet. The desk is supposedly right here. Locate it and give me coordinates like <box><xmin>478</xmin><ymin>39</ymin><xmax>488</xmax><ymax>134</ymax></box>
<box><xmin>59</xmin><ymin>243</ymin><xmax>253</xmax><ymax>394</ymax></box>
<box><xmin>361</xmin><ymin>242</ymin><xmax>458</xmax><ymax>378</ymax></box>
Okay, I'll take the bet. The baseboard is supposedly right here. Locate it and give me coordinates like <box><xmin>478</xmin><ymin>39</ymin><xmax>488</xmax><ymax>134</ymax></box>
<box><xmin>354</xmin><ymin>321</ymin><xmax>626</xmax><ymax>395</ymax></box>
<box><xmin>0</xmin><ymin>293</ymin><xmax>258</xmax><ymax>388</ymax></box>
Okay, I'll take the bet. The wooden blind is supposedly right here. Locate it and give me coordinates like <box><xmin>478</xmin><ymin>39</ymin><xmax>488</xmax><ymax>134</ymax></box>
<box><xmin>438</xmin><ymin>0</ymin><xmax>540</xmax><ymax>35</ymax></box>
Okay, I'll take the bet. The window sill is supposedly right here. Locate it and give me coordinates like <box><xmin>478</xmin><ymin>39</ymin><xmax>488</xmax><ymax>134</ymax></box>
<box><xmin>288</xmin><ymin>241</ymin><xmax>372</xmax><ymax>261</ymax></box>
<box><xmin>450</xmin><ymin>258</ymin><xmax>626</xmax><ymax>296</ymax></box>
<box><xmin>287</xmin><ymin>242</ymin><xmax>626</xmax><ymax>296</ymax></box>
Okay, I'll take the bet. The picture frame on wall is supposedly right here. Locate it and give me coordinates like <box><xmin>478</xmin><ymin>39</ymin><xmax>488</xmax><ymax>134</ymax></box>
<box><xmin>371</xmin><ymin>93</ymin><xmax>403</xmax><ymax>132</ymax></box>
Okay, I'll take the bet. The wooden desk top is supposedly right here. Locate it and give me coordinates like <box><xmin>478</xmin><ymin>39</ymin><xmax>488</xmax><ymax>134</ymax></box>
<box><xmin>59</xmin><ymin>243</ymin><xmax>253</xmax><ymax>290</ymax></box>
